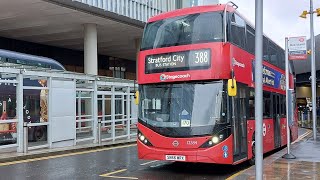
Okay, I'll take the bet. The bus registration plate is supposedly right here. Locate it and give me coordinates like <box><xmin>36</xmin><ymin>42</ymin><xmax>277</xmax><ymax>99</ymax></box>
<box><xmin>165</xmin><ymin>155</ymin><xmax>186</xmax><ymax>161</ymax></box>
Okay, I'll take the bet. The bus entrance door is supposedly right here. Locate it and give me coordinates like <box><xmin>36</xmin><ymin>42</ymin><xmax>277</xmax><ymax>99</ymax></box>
<box><xmin>273</xmin><ymin>94</ymin><xmax>281</xmax><ymax>148</ymax></box>
<box><xmin>232</xmin><ymin>87</ymin><xmax>248</xmax><ymax>162</ymax></box>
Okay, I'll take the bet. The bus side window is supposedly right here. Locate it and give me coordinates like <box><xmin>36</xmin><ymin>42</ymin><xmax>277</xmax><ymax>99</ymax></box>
<box><xmin>263</xmin><ymin>92</ymin><xmax>272</xmax><ymax>118</ymax></box>
<box><xmin>280</xmin><ymin>95</ymin><xmax>286</xmax><ymax>117</ymax></box>
<box><xmin>230</xmin><ymin>13</ymin><xmax>246</xmax><ymax>49</ymax></box>
<box><xmin>7</xmin><ymin>58</ymin><xmax>16</xmax><ymax>64</ymax></box>
<box><xmin>263</xmin><ymin>37</ymin><xmax>269</xmax><ymax>61</ymax></box>
<box><xmin>268</xmin><ymin>42</ymin><xmax>279</xmax><ymax>67</ymax></box>
<box><xmin>249</xmin><ymin>90</ymin><xmax>255</xmax><ymax>119</ymax></box>
<box><xmin>245</xmin><ymin>25</ymin><xmax>255</xmax><ymax>55</ymax></box>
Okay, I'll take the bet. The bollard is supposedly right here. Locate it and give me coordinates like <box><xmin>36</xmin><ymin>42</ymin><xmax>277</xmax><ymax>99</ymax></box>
<box><xmin>308</xmin><ymin>111</ymin><xmax>311</xmax><ymax>128</ymax></box>
<box><xmin>300</xmin><ymin>111</ymin><xmax>304</xmax><ymax>127</ymax></box>
<box><xmin>23</xmin><ymin>122</ymin><xmax>28</xmax><ymax>153</ymax></box>
<box><xmin>98</xmin><ymin>119</ymin><xmax>101</xmax><ymax>145</ymax></box>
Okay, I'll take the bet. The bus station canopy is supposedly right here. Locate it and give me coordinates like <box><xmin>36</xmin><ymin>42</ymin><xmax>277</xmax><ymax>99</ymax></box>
<box><xmin>0</xmin><ymin>0</ymin><xmax>144</xmax><ymax>60</ymax></box>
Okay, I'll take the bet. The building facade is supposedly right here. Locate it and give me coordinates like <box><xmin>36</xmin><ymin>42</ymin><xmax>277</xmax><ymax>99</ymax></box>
<box><xmin>0</xmin><ymin>0</ymin><xmax>221</xmax><ymax>80</ymax></box>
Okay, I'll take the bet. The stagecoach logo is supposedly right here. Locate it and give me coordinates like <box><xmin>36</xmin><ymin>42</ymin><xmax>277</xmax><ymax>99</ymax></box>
<box><xmin>160</xmin><ymin>73</ymin><xmax>191</xmax><ymax>81</ymax></box>
<box><xmin>160</xmin><ymin>74</ymin><xmax>166</xmax><ymax>81</ymax></box>
<box><xmin>232</xmin><ymin>58</ymin><xmax>245</xmax><ymax>68</ymax></box>
<box><xmin>172</xmin><ymin>140</ymin><xmax>179</xmax><ymax>147</ymax></box>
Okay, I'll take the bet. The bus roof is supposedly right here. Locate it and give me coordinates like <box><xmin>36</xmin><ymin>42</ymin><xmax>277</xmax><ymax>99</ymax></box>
<box><xmin>0</xmin><ymin>49</ymin><xmax>65</xmax><ymax>70</ymax></box>
<box><xmin>148</xmin><ymin>4</ymin><xmax>236</xmax><ymax>23</ymax></box>
<box><xmin>147</xmin><ymin>4</ymin><xmax>285</xmax><ymax>55</ymax></box>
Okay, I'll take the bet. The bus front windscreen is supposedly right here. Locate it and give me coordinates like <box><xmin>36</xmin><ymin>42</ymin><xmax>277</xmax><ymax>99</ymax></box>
<box><xmin>138</xmin><ymin>81</ymin><xmax>226</xmax><ymax>137</ymax></box>
<box><xmin>141</xmin><ymin>12</ymin><xmax>223</xmax><ymax>51</ymax></box>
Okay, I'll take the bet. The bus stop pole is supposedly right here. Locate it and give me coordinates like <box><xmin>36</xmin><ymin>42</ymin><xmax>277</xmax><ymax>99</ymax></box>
<box><xmin>254</xmin><ymin>0</ymin><xmax>263</xmax><ymax>179</ymax></box>
<box><xmin>283</xmin><ymin>38</ymin><xmax>296</xmax><ymax>159</ymax></box>
<box><xmin>310</xmin><ymin>0</ymin><xmax>317</xmax><ymax>141</ymax></box>
<box><xmin>23</xmin><ymin>122</ymin><xmax>28</xmax><ymax>153</ymax></box>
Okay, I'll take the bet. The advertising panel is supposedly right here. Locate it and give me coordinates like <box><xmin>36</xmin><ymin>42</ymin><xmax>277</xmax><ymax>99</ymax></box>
<box><xmin>252</xmin><ymin>62</ymin><xmax>286</xmax><ymax>91</ymax></box>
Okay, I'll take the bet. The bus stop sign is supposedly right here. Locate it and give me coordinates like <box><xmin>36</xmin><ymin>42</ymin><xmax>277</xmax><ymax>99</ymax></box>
<box><xmin>288</xmin><ymin>36</ymin><xmax>307</xmax><ymax>60</ymax></box>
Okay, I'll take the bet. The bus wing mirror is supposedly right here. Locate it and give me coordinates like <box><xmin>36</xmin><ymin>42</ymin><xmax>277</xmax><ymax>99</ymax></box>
<box><xmin>134</xmin><ymin>91</ymin><xmax>139</xmax><ymax>105</ymax></box>
<box><xmin>228</xmin><ymin>79</ymin><xmax>237</xmax><ymax>97</ymax></box>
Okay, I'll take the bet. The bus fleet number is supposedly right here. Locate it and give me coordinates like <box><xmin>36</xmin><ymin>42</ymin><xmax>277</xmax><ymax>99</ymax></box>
<box><xmin>195</xmin><ymin>52</ymin><xmax>209</xmax><ymax>64</ymax></box>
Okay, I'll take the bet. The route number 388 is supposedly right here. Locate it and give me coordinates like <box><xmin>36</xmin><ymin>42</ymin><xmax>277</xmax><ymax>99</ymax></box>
<box><xmin>195</xmin><ymin>51</ymin><xmax>209</xmax><ymax>64</ymax></box>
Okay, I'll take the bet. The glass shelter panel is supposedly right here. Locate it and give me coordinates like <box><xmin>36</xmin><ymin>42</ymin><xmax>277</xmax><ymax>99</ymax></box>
<box><xmin>0</xmin><ymin>80</ymin><xmax>17</xmax><ymax>146</ymax></box>
<box><xmin>76</xmin><ymin>91</ymin><xmax>93</xmax><ymax>142</ymax></box>
<box><xmin>23</xmin><ymin>77</ymin><xmax>49</xmax><ymax>149</ymax></box>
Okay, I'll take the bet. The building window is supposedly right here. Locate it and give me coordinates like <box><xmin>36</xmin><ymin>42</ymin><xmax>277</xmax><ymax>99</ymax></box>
<box><xmin>109</xmin><ymin>57</ymin><xmax>126</xmax><ymax>79</ymax></box>
<box><xmin>110</xmin><ymin>67</ymin><xmax>126</xmax><ymax>79</ymax></box>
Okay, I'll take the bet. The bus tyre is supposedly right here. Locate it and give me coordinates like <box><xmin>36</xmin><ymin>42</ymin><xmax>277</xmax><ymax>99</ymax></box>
<box><xmin>249</xmin><ymin>141</ymin><xmax>255</xmax><ymax>165</ymax></box>
<box><xmin>34</xmin><ymin>126</ymin><xmax>46</xmax><ymax>142</ymax></box>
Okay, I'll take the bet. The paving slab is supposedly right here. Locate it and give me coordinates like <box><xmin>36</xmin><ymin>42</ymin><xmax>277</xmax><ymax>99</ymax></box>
<box><xmin>230</xmin><ymin>130</ymin><xmax>320</xmax><ymax>179</ymax></box>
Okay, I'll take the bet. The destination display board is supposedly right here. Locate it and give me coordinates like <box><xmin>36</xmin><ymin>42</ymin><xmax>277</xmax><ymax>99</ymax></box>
<box><xmin>145</xmin><ymin>49</ymin><xmax>211</xmax><ymax>74</ymax></box>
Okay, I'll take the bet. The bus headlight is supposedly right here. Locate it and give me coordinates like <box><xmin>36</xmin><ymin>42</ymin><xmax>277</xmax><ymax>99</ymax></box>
<box><xmin>140</xmin><ymin>135</ymin><xmax>145</xmax><ymax>141</ymax></box>
<box><xmin>200</xmin><ymin>128</ymin><xmax>231</xmax><ymax>148</ymax></box>
<box><xmin>212</xmin><ymin>136</ymin><xmax>219</xmax><ymax>144</ymax></box>
<box><xmin>137</xmin><ymin>131</ymin><xmax>153</xmax><ymax>146</ymax></box>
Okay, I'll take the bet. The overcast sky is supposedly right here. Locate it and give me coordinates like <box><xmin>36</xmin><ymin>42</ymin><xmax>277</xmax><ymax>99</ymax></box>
<box><xmin>219</xmin><ymin>0</ymin><xmax>320</xmax><ymax>48</ymax></box>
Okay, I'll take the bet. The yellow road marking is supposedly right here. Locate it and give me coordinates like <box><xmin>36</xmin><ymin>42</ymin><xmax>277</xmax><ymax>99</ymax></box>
<box><xmin>140</xmin><ymin>160</ymin><xmax>158</xmax><ymax>166</ymax></box>
<box><xmin>0</xmin><ymin>144</ymin><xmax>136</xmax><ymax>167</ymax></box>
<box><xmin>104</xmin><ymin>176</ymin><xmax>138</xmax><ymax>179</ymax></box>
<box><xmin>100</xmin><ymin>169</ymin><xmax>138</xmax><ymax>179</ymax></box>
<box><xmin>100</xmin><ymin>169</ymin><xmax>127</xmax><ymax>177</ymax></box>
<box><xmin>226</xmin><ymin>129</ymin><xmax>312</xmax><ymax>180</ymax></box>
<box><xmin>292</xmin><ymin>130</ymin><xmax>312</xmax><ymax>144</ymax></box>
<box><xmin>225</xmin><ymin>169</ymin><xmax>247</xmax><ymax>180</ymax></box>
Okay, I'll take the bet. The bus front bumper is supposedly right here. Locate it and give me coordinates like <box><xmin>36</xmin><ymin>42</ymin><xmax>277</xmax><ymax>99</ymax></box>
<box><xmin>137</xmin><ymin>136</ymin><xmax>234</xmax><ymax>164</ymax></box>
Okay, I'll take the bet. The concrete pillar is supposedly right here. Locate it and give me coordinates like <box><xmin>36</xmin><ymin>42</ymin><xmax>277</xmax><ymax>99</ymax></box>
<box><xmin>135</xmin><ymin>38</ymin><xmax>141</xmax><ymax>80</ymax></box>
<box><xmin>84</xmin><ymin>24</ymin><xmax>98</xmax><ymax>75</ymax></box>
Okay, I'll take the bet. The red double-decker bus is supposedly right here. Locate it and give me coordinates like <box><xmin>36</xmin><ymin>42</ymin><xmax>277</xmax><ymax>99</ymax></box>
<box><xmin>137</xmin><ymin>4</ymin><xmax>298</xmax><ymax>165</ymax></box>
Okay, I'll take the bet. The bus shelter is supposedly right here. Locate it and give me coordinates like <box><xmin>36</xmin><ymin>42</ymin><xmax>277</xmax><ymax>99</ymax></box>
<box><xmin>0</xmin><ymin>62</ymin><xmax>137</xmax><ymax>153</ymax></box>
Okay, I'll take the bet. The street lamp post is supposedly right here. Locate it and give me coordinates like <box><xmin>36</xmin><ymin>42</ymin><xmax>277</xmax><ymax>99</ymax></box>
<box><xmin>300</xmin><ymin>0</ymin><xmax>319</xmax><ymax>141</ymax></box>
<box><xmin>255</xmin><ymin>0</ymin><xmax>264</xmax><ymax>179</ymax></box>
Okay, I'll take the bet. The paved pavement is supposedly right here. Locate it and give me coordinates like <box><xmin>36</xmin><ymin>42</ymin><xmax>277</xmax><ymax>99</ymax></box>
<box><xmin>230</xmin><ymin>128</ymin><xmax>319</xmax><ymax>179</ymax></box>
<box><xmin>0</xmin><ymin>128</ymin><xmax>311</xmax><ymax>180</ymax></box>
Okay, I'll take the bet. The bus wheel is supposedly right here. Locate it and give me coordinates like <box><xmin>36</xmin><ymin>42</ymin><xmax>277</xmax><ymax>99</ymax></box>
<box><xmin>34</xmin><ymin>126</ymin><xmax>46</xmax><ymax>142</ymax></box>
<box><xmin>248</xmin><ymin>141</ymin><xmax>255</xmax><ymax>165</ymax></box>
